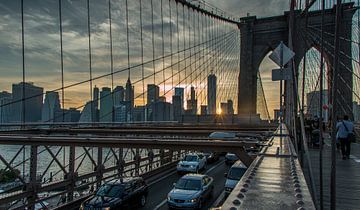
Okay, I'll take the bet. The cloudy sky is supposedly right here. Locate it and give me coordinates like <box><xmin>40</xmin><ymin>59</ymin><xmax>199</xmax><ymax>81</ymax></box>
<box><xmin>0</xmin><ymin>0</ymin><xmax>292</xmax><ymax>118</ymax></box>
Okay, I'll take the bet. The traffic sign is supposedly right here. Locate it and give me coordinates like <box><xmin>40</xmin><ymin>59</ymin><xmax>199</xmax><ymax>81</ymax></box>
<box><xmin>272</xmin><ymin>68</ymin><xmax>292</xmax><ymax>81</ymax></box>
<box><xmin>269</xmin><ymin>42</ymin><xmax>295</xmax><ymax>67</ymax></box>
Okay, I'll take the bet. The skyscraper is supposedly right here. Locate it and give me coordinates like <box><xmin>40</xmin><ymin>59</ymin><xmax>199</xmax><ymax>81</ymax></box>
<box><xmin>125</xmin><ymin>78</ymin><xmax>134</xmax><ymax>108</ymax></box>
<box><xmin>93</xmin><ymin>86</ymin><xmax>99</xmax><ymax>110</ymax></box>
<box><xmin>42</xmin><ymin>91</ymin><xmax>61</xmax><ymax>122</ymax></box>
<box><xmin>175</xmin><ymin>87</ymin><xmax>184</xmax><ymax>110</ymax></box>
<box><xmin>11</xmin><ymin>82</ymin><xmax>43</xmax><ymax>123</ymax></box>
<box><xmin>125</xmin><ymin>78</ymin><xmax>134</xmax><ymax>121</ymax></box>
<box><xmin>100</xmin><ymin>87</ymin><xmax>113</xmax><ymax>122</ymax></box>
<box><xmin>0</xmin><ymin>91</ymin><xmax>12</xmax><ymax>124</ymax></box>
<box><xmin>113</xmin><ymin>86</ymin><xmax>125</xmax><ymax>106</ymax></box>
<box><xmin>147</xmin><ymin>84</ymin><xmax>159</xmax><ymax>104</ymax></box>
<box><xmin>186</xmin><ymin>87</ymin><xmax>197</xmax><ymax>115</ymax></box>
<box><xmin>207</xmin><ymin>74</ymin><xmax>217</xmax><ymax>114</ymax></box>
<box><xmin>93</xmin><ymin>86</ymin><xmax>100</xmax><ymax>122</ymax></box>
<box><xmin>172</xmin><ymin>95</ymin><xmax>182</xmax><ymax>121</ymax></box>
<box><xmin>79</xmin><ymin>101</ymin><xmax>93</xmax><ymax>122</ymax></box>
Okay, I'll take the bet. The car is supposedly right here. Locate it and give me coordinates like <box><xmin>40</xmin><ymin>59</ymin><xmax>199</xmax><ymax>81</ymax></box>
<box><xmin>224</xmin><ymin>153</ymin><xmax>239</xmax><ymax>165</ymax></box>
<box><xmin>79</xmin><ymin>177</ymin><xmax>148</xmax><ymax>210</ymax></box>
<box><xmin>177</xmin><ymin>153</ymin><xmax>207</xmax><ymax>174</ymax></box>
<box><xmin>167</xmin><ymin>174</ymin><xmax>214</xmax><ymax>209</ymax></box>
<box><xmin>202</xmin><ymin>151</ymin><xmax>220</xmax><ymax>163</ymax></box>
<box><xmin>224</xmin><ymin>160</ymin><xmax>247</xmax><ymax>195</ymax></box>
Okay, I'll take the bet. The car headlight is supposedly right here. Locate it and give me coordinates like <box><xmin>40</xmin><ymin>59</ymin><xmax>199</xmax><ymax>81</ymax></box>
<box><xmin>167</xmin><ymin>195</ymin><xmax>173</xmax><ymax>201</ymax></box>
<box><xmin>186</xmin><ymin>198</ymin><xmax>198</xmax><ymax>203</ymax></box>
<box><xmin>189</xmin><ymin>165</ymin><xmax>196</xmax><ymax>168</ymax></box>
<box><xmin>225</xmin><ymin>187</ymin><xmax>233</xmax><ymax>192</ymax></box>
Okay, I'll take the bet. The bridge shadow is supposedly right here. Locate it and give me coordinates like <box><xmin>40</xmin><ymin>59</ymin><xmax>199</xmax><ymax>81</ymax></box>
<box><xmin>303</xmin><ymin>133</ymin><xmax>360</xmax><ymax>210</ymax></box>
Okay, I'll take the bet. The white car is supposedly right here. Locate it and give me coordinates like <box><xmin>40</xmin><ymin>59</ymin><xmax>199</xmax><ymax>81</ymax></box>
<box><xmin>177</xmin><ymin>153</ymin><xmax>207</xmax><ymax>174</ymax></box>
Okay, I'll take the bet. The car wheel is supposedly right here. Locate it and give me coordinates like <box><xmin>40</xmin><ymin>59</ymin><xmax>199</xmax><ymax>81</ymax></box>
<box><xmin>139</xmin><ymin>194</ymin><xmax>146</xmax><ymax>207</ymax></box>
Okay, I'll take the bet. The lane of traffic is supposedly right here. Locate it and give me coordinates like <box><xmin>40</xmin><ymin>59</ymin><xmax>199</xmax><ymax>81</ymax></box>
<box><xmin>148</xmin><ymin>159</ymin><xmax>229</xmax><ymax>210</ymax></box>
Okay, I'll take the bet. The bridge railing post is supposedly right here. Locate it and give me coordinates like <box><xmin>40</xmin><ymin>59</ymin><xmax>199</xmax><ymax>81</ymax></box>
<box><xmin>27</xmin><ymin>145</ymin><xmax>38</xmax><ymax>210</ymax></box>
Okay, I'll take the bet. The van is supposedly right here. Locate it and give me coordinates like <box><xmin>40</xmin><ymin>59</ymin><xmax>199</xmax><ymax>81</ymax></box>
<box><xmin>224</xmin><ymin>160</ymin><xmax>247</xmax><ymax>196</ymax></box>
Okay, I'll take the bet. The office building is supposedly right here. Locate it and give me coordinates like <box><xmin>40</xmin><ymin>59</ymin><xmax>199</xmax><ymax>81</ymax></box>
<box><xmin>11</xmin><ymin>82</ymin><xmax>43</xmax><ymax>123</ymax></box>
<box><xmin>175</xmin><ymin>87</ymin><xmax>184</xmax><ymax>110</ymax></box>
<box><xmin>54</xmin><ymin>108</ymin><xmax>81</xmax><ymax>122</ymax></box>
<box><xmin>306</xmin><ymin>90</ymin><xmax>329</xmax><ymax>121</ymax></box>
<box><xmin>114</xmin><ymin>101</ymin><xmax>131</xmax><ymax>122</ymax></box>
<box><xmin>113</xmin><ymin>86</ymin><xmax>125</xmax><ymax>106</ymax></box>
<box><xmin>0</xmin><ymin>91</ymin><xmax>12</xmax><ymax>124</ymax></box>
<box><xmin>207</xmin><ymin>74</ymin><xmax>217</xmax><ymax>114</ymax></box>
<box><xmin>42</xmin><ymin>91</ymin><xmax>61</xmax><ymax>122</ymax></box>
<box><xmin>100</xmin><ymin>87</ymin><xmax>113</xmax><ymax>122</ymax></box>
<box><xmin>227</xmin><ymin>99</ymin><xmax>234</xmax><ymax>114</ymax></box>
<box><xmin>133</xmin><ymin>106</ymin><xmax>146</xmax><ymax>122</ymax></box>
<box><xmin>147</xmin><ymin>84</ymin><xmax>159</xmax><ymax>104</ymax></box>
<box><xmin>186</xmin><ymin>87</ymin><xmax>197</xmax><ymax>115</ymax></box>
<box><xmin>93</xmin><ymin>86</ymin><xmax>99</xmax><ymax>110</ymax></box>
<box><xmin>79</xmin><ymin>101</ymin><xmax>93</xmax><ymax>122</ymax></box>
<box><xmin>125</xmin><ymin>78</ymin><xmax>134</xmax><ymax>108</ymax></box>
<box><xmin>147</xmin><ymin>101</ymin><xmax>172</xmax><ymax>121</ymax></box>
<box><xmin>172</xmin><ymin>95</ymin><xmax>182</xmax><ymax>121</ymax></box>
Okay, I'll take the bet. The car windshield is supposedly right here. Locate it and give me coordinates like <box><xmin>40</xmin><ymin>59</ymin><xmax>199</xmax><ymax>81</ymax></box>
<box><xmin>175</xmin><ymin>179</ymin><xmax>201</xmax><ymax>191</ymax></box>
<box><xmin>184</xmin><ymin>155</ymin><xmax>198</xmax><ymax>162</ymax></box>
<box><xmin>228</xmin><ymin>168</ymin><xmax>246</xmax><ymax>180</ymax></box>
<box><xmin>96</xmin><ymin>184</ymin><xmax>124</xmax><ymax>198</ymax></box>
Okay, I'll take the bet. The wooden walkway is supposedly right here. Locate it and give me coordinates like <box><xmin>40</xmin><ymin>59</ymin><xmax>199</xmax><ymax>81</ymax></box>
<box><xmin>304</xmin><ymin>135</ymin><xmax>360</xmax><ymax>210</ymax></box>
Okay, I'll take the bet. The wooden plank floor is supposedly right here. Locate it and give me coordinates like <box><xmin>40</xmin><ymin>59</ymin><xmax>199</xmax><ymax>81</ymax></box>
<box><xmin>303</xmin><ymin>135</ymin><xmax>360</xmax><ymax>210</ymax></box>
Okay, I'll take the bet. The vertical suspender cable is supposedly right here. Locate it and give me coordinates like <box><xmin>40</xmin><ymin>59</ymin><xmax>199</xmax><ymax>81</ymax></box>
<box><xmin>169</xmin><ymin>0</ymin><xmax>173</xmax><ymax>91</ymax></box>
<box><xmin>330</xmin><ymin>0</ymin><xmax>342</xmax><ymax>209</ymax></box>
<box><xmin>161</xmin><ymin>0</ymin><xmax>165</xmax><ymax>97</ymax></box>
<box><xmin>59</xmin><ymin>0</ymin><xmax>65</xmax><ymax>122</ymax></box>
<box><xmin>126</xmin><ymin>0</ymin><xmax>130</xmax><ymax>79</ymax></box>
<box><xmin>301</xmin><ymin>0</ymin><xmax>309</xmax><ymax>112</ymax></box>
<box><xmin>183</xmin><ymin>5</ymin><xmax>186</xmax><ymax>98</ymax></box>
<box><xmin>86</xmin><ymin>0</ymin><xmax>93</xmax><ymax>123</ymax></box>
<box><xmin>21</xmin><ymin>0</ymin><xmax>25</xmax><ymax>127</ymax></box>
<box><xmin>108</xmin><ymin>0</ymin><xmax>114</xmax><ymax>121</ymax></box>
<box><xmin>188</xmin><ymin>7</ymin><xmax>191</xmax><ymax>93</ymax></box>
<box><xmin>139</xmin><ymin>0</ymin><xmax>145</xmax><ymax>112</ymax></box>
<box><xmin>176</xmin><ymin>2</ymin><xmax>180</xmax><ymax>87</ymax></box>
<box><xmin>151</xmin><ymin>0</ymin><xmax>156</xmax><ymax>86</ymax></box>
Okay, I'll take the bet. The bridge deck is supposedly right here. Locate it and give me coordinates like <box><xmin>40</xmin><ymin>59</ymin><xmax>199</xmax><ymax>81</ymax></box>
<box><xmin>304</xmin><ymin>134</ymin><xmax>360</xmax><ymax>210</ymax></box>
<box><xmin>222</xmin><ymin>125</ymin><xmax>315</xmax><ymax>210</ymax></box>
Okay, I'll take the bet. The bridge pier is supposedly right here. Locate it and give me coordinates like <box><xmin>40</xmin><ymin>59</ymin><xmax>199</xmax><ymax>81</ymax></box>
<box><xmin>237</xmin><ymin>3</ymin><xmax>356</xmax><ymax>118</ymax></box>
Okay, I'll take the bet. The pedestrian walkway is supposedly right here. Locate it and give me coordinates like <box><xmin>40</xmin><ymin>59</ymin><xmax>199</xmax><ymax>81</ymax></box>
<box><xmin>304</xmin><ymin>134</ymin><xmax>360</xmax><ymax>210</ymax></box>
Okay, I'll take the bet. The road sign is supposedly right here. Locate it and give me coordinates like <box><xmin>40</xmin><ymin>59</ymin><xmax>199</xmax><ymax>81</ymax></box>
<box><xmin>272</xmin><ymin>68</ymin><xmax>292</xmax><ymax>81</ymax></box>
<box><xmin>269</xmin><ymin>42</ymin><xmax>295</xmax><ymax>67</ymax></box>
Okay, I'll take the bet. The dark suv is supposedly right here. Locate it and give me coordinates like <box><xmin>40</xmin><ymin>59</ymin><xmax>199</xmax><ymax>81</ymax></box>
<box><xmin>80</xmin><ymin>177</ymin><xmax>148</xmax><ymax>210</ymax></box>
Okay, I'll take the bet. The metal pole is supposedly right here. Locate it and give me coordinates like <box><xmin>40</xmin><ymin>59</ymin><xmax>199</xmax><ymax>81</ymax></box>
<box><xmin>330</xmin><ymin>0</ymin><xmax>342</xmax><ymax>209</ymax></box>
<box><xmin>280</xmin><ymin>41</ymin><xmax>284</xmax><ymax>148</ymax></box>
<box><xmin>319</xmin><ymin>0</ymin><xmax>325</xmax><ymax>209</ymax></box>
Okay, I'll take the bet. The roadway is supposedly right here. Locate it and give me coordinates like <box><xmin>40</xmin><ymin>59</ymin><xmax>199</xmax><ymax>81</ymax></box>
<box><xmin>140</xmin><ymin>158</ymin><xmax>229</xmax><ymax>210</ymax></box>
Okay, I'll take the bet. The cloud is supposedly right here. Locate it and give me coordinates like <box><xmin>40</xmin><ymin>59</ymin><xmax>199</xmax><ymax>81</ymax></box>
<box><xmin>0</xmin><ymin>0</ymin><xmax>288</xmax><ymax>113</ymax></box>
